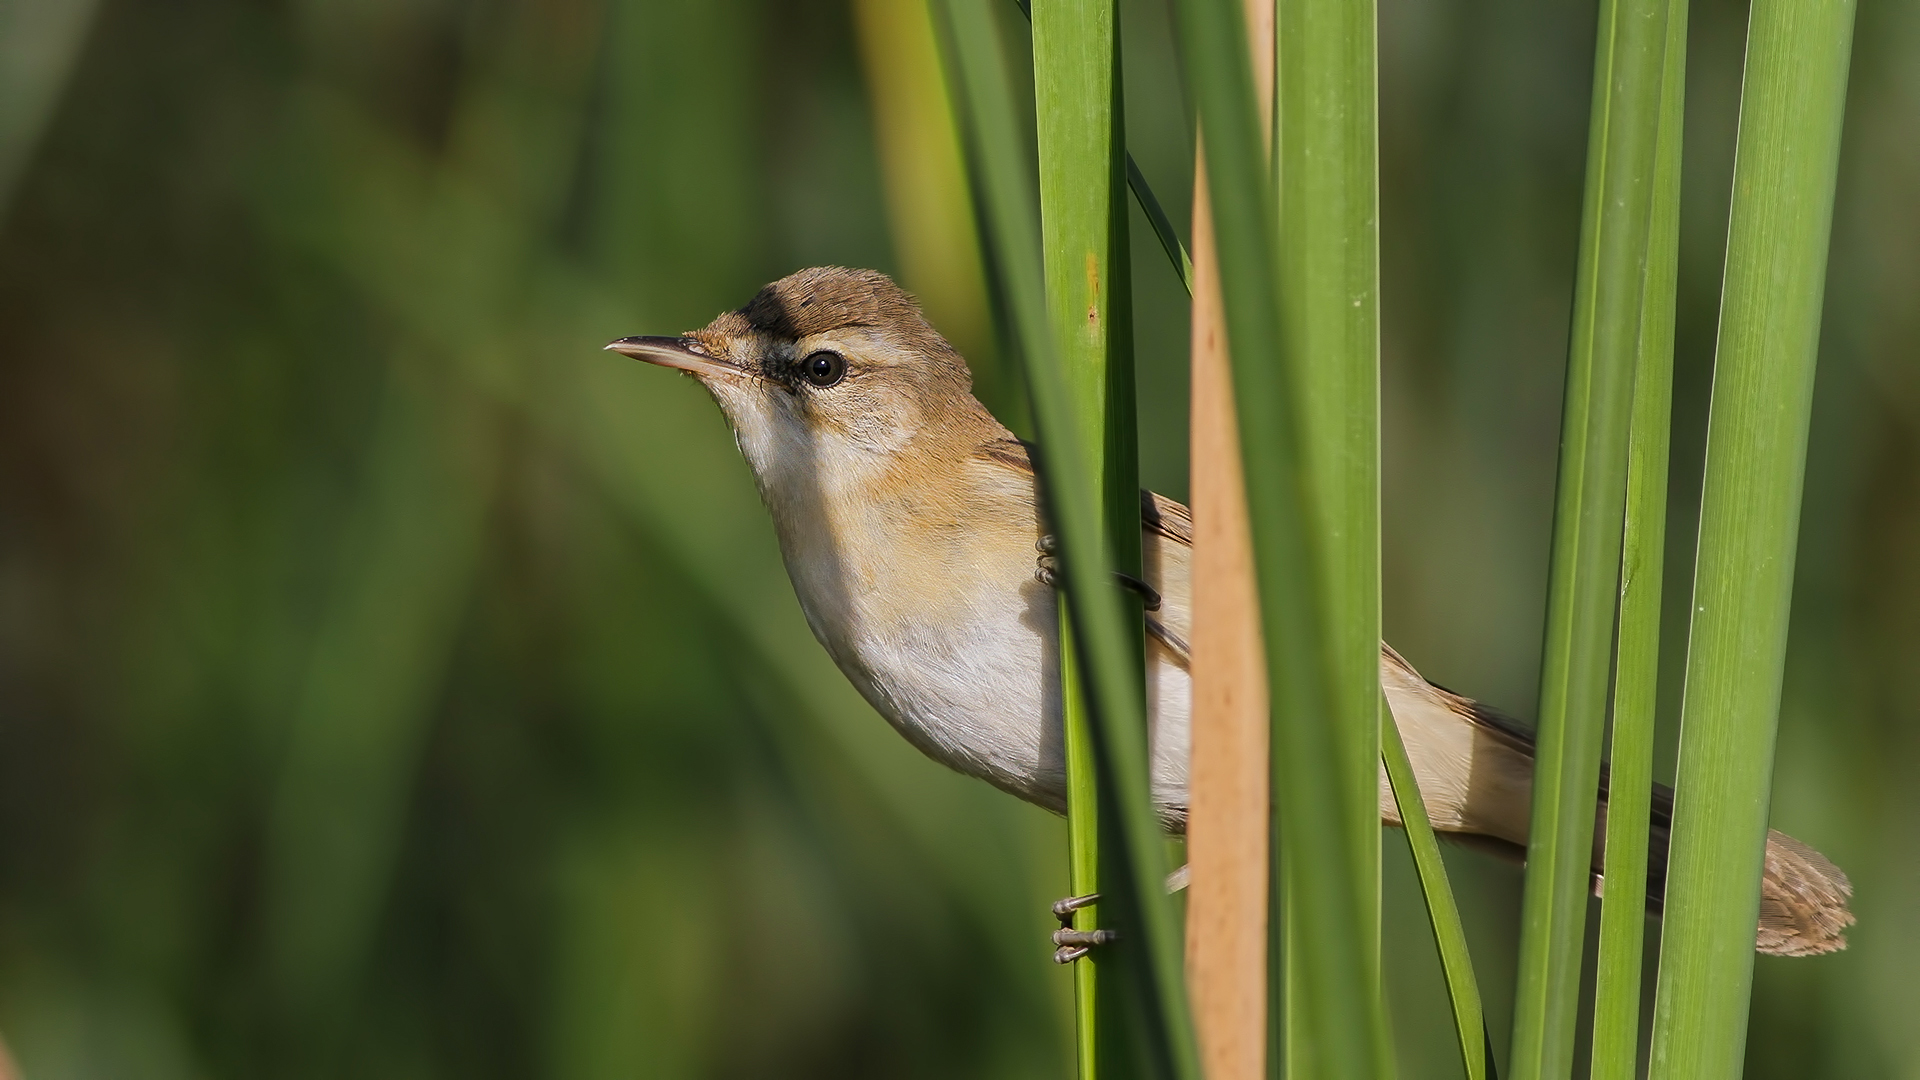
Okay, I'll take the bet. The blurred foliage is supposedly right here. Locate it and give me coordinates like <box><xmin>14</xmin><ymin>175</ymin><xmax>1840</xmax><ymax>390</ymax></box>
<box><xmin>0</xmin><ymin>0</ymin><xmax>1913</xmax><ymax>1077</ymax></box>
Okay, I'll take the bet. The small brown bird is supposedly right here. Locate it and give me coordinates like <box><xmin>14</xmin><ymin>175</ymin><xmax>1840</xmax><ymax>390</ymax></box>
<box><xmin>609</xmin><ymin>266</ymin><xmax>1853</xmax><ymax>957</ymax></box>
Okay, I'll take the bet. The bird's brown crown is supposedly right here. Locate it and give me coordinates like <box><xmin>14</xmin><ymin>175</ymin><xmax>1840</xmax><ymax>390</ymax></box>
<box><xmin>698</xmin><ymin>267</ymin><xmax>952</xmax><ymax>345</ymax></box>
<box><xmin>695</xmin><ymin>267</ymin><xmax>954</xmax><ymax>361</ymax></box>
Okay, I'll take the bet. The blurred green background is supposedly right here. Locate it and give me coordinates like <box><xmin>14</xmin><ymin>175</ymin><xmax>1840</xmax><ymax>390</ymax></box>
<box><xmin>0</xmin><ymin>0</ymin><xmax>1913</xmax><ymax>1076</ymax></box>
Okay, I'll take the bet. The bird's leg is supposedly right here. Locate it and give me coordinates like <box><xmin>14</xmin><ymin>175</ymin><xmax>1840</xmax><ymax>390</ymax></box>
<box><xmin>1050</xmin><ymin>893</ymin><xmax>1119</xmax><ymax>964</ymax></box>
<box><xmin>1036</xmin><ymin>534</ymin><xmax>1114</xmax><ymax>965</ymax></box>
<box><xmin>1034</xmin><ymin>528</ymin><xmax>1172</xmax><ymax>965</ymax></box>
<box><xmin>1046</xmin><ymin>864</ymin><xmax>1194</xmax><ymax>963</ymax></box>
<box><xmin>1045</xmin><ymin>865</ymin><xmax>1192</xmax><ymax>963</ymax></box>
<box><xmin>1034</xmin><ymin>535</ymin><xmax>1162</xmax><ymax>611</ymax></box>
<box><xmin>1116</xmin><ymin>573</ymin><xmax>1162</xmax><ymax>611</ymax></box>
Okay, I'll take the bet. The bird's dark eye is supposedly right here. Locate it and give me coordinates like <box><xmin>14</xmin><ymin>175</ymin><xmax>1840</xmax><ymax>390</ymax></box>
<box><xmin>802</xmin><ymin>350</ymin><xmax>847</xmax><ymax>388</ymax></box>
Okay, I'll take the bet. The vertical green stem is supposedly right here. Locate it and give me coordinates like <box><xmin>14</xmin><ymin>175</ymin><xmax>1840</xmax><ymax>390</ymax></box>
<box><xmin>1061</xmin><ymin>644</ymin><xmax>1104</xmax><ymax>1076</ymax></box>
<box><xmin>934</xmin><ymin>3</ymin><xmax>1200</xmax><ymax>1077</ymax></box>
<box><xmin>1171</xmin><ymin>0</ymin><xmax>1389</xmax><ymax>1073</ymax></box>
<box><xmin>1273</xmin><ymin>0</ymin><xmax>1388</xmax><ymax>1069</ymax></box>
<box><xmin>1125</xmin><ymin>155</ymin><xmax>1194</xmax><ymax>295</ymax></box>
<box><xmin>1509</xmin><ymin>0</ymin><xmax>1675</xmax><ymax>1067</ymax></box>
<box><xmin>1033</xmin><ymin>1</ymin><xmax>1141</xmax><ymax>1075</ymax></box>
<box><xmin>1382</xmin><ymin>696</ymin><xmax>1491</xmax><ymax>1080</ymax></box>
<box><xmin>1587</xmin><ymin>0</ymin><xmax>1686</xmax><ymax>1073</ymax></box>
<box><xmin>1647</xmin><ymin>0</ymin><xmax>1855</xmax><ymax>1070</ymax></box>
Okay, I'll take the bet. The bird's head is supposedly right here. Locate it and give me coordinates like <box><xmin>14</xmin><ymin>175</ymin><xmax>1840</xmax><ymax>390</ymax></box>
<box><xmin>608</xmin><ymin>267</ymin><xmax>997</xmax><ymax>499</ymax></box>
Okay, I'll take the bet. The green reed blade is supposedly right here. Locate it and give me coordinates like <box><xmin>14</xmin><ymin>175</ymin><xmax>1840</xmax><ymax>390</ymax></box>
<box><xmin>1032</xmin><ymin>0</ymin><xmax>1146</xmax><ymax>1074</ymax></box>
<box><xmin>1382</xmin><ymin>696</ymin><xmax>1491</xmax><ymax>1080</ymax></box>
<box><xmin>1508</xmin><ymin>0</ymin><xmax>1677</xmax><ymax>1066</ymax></box>
<box><xmin>1169</xmin><ymin>0</ymin><xmax>1390</xmax><ymax>1073</ymax></box>
<box><xmin>1126</xmin><ymin>154</ymin><xmax>1193</xmax><ymax>295</ymax></box>
<box><xmin>934</xmin><ymin>2</ymin><xmax>1201</xmax><ymax>1076</ymax></box>
<box><xmin>1010</xmin><ymin>4</ymin><xmax>1193</xmax><ymax>298</ymax></box>
<box><xmin>1587</xmin><ymin>0</ymin><xmax>1686</xmax><ymax>1073</ymax></box>
<box><xmin>1272</xmin><ymin>0</ymin><xmax>1390</xmax><ymax>1067</ymax></box>
<box><xmin>1647</xmin><ymin>0</ymin><xmax>1856</xmax><ymax>1070</ymax></box>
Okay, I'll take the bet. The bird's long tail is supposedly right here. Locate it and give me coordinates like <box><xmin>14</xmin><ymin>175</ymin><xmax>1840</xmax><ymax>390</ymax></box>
<box><xmin>1633</xmin><ymin>807</ymin><xmax>1854</xmax><ymax>957</ymax></box>
<box><xmin>1387</xmin><ymin>642</ymin><xmax>1856</xmax><ymax>957</ymax></box>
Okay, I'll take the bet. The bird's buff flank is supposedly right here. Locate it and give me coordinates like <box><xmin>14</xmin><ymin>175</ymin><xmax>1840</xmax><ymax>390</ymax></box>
<box><xmin>609</xmin><ymin>266</ymin><xmax>1854</xmax><ymax>958</ymax></box>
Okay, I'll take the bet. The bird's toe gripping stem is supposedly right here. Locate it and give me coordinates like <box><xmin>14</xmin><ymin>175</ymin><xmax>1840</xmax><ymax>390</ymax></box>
<box><xmin>1033</xmin><ymin>535</ymin><xmax>1161</xmax><ymax>611</ymax></box>
<box><xmin>1034</xmin><ymin>534</ymin><xmax>1062</xmax><ymax>588</ymax></box>
<box><xmin>1050</xmin><ymin>892</ymin><xmax>1119</xmax><ymax>964</ymax></box>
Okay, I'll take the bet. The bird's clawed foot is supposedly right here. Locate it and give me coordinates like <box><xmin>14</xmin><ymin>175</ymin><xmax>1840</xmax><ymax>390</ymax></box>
<box><xmin>1033</xmin><ymin>535</ymin><xmax>1162</xmax><ymax>611</ymax></box>
<box><xmin>1034</xmin><ymin>534</ymin><xmax>1061</xmax><ymax>588</ymax></box>
<box><xmin>1051</xmin><ymin>892</ymin><xmax>1119</xmax><ymax>964</ymax></box>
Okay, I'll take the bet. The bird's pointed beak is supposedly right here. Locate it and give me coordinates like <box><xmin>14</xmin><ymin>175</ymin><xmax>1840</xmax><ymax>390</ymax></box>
<box><xmin>605</xmin><ymin>335</ymin><xmax>742</xmax><ymax>379</ymax></box>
